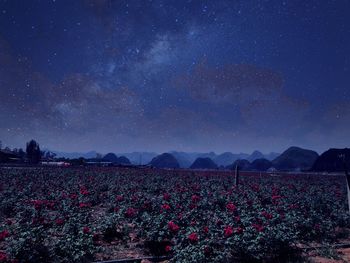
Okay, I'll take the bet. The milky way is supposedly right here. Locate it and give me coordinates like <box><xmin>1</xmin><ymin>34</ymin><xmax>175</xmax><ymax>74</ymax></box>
<box><xmin>0</xmin><ymin>0</ymin><xmax>349</xmax><ymax>153</ymax></box>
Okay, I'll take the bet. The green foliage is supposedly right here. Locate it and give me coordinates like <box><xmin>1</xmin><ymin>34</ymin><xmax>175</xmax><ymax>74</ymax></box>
<box><xmin>0</xmin><ymin>168</ymin><xmax>349</xmax><ymax>262</ymax></box>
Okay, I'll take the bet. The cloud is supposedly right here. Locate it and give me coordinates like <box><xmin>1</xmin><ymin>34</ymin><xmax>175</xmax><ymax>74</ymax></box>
<box><xmin>0</xmin><ymin>36</ymin><xmax>141</xmax><ymax>139</ymax></box>
<box><xmin>172</xmin><ymin>60</ymin><xmax>309</xmax><ymax>136</ymax></box>
<box><xmin>175</xmin><ymin>60</ymin><xmax>283</xmax><ymax>103</ymax></box>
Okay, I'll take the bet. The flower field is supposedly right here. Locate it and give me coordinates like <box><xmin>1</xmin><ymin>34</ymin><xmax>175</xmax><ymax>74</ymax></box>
<box><xmin>0</xmin><ymin>167</ymin><xmax>349</xmax><ymax>263</ymax></box>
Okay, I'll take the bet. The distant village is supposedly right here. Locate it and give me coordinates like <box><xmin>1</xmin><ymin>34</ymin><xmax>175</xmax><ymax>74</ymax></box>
<box><xmin>0</xmin><ymin>139</ymin><xmax>136</xmax><ymax>168</ymax></box>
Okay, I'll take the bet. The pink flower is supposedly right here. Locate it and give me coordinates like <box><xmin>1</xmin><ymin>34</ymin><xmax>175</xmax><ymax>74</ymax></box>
<box><xmin>93</xmin><ymin>233</ymin><xmax>99</xmax><ymax>241</ymax></box>
<box><xmin>168</xmin><ymin>221</ymin><xmax>180</xmax><ymax>233</ymax></box>
<box><xmin>0</xmin><ymin>230</ymin><xmax>10</xmax><ymax>241</ymax></box>
<box><xmin>55</xmin><ymin>218</ymin><xmax>65</xmax><ymax>226</ymax></box>
<box><xmin>83</xmin><ymin>226</ymin><xmax>90</xmax><ymax>234</ymax></box>
<box><xmin>0</xmin><ymin>252</ymin><xmax>7</xmax><ymax>262</ymax></box>
<box><xmin>191</xmin><ymin>195</ymin><xmax>200</xmax><ymax>203</ymax></box>
<box><xmin>204</xmin><ymin>246</ymin><xmax>212</xmax><ymax>257</ymax></box>
<box><xmin>251</xmin><ymin>184</ymin><xmax>260</xmax><ymax>192</ymax></box>
<box><xmin>224</xmin><ymin>226</ymin><xmax>233</xmax><ymax>237</ymax></box>
<box><xmin>272</xmin><ymin>195</ymin><xmax>282</xmax><ymax>204</ymax></box>
<box><xmin>125</xmin><ymin>208</ymin><xmax>137</xmax><ymax>218</ymax></box>
<box><xmin>163</xmin><ymin>193</ymin><xmax>171</xmax><ymax>201</ymax></box>
<box><xmin>261</xmin><ymin>211</ymin><xmax>273</xmax><ymax>220</ymax></box>
<box><xmin>161</xmin><ymin>203</ymin><xmax>171</xmax><ymax>210</ymax></box>
<box><xmin>165</xmin><ymin>245</ymin><xmax>172</xmax><ymax>252</ymax></box>
<box><xmin>252</xmin><ymin>223</ymin><xmax>264</xmax><ymax>232</ymax></box>
<box><xmin>189</xmin><ymin>203</ymin><xmax>196</xmax><ymax>209</ymax></box>
<box><xmin>188</xmin><ymin>232</ymin><xmax>199</xmax><ymax>243</ymax></box>
<box><xmin>203</xmin><ymin>226</ymin><xmax>209</xmax><ymax>234</ymax></box>
<box><xmin>116</xmin><ymin>195</ymin><xmax>124</xmax><ymax>202</ymax></box>
<box><xmin>78</xmin><ymin>202</ymin><xmax>91</xmax><ymax>208</ymax></box>
<box><xmin>226</xmin><ymin>202</ymin><xmax>237</xmax><ymax>212</ymax></box>
<box><xmin>80</xmin><ymin>187</ymin><xmax>89</xmax><ymax>195</ymax></box>
<box><xmin>235</xmin><ymin>227</ymin><xmax>243</xmax><ymax>234</ymax></box>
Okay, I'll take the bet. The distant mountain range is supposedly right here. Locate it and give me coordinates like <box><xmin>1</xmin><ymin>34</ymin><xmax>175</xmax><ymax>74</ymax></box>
<box><xmin>6</xmin><ymin>146</ymin><xmax>350</xmax><ymax>173</ymax></box>
<box><xmin>53</xmin><ymin>151</ymin><xmax>99</xmax><ymax>159</ymax></box>
<box><xmin>169</xmin><ymin>151</ymin><xmax>279</xmax><ymax>168</ymax></box>
<box><xmin>52</xmin><ymin>150</ymin><xmax>280</xmax><ymax>167</ymax></box>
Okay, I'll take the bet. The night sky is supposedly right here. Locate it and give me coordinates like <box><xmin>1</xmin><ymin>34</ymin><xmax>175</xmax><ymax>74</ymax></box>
<box><xmin>0</xmin><ymin>0</ymin><xmax>349</xmax><ymax>154</ymax></box>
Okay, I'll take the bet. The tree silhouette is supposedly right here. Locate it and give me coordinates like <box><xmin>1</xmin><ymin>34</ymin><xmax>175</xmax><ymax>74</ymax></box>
<box><xmin>18</xmin><ymin>148</ymin><xmax>25</xmax><ymax>160</ymax></box>
<box><xmin>26</xmin><ymin>140</ymin><xmax>41</xmax><ymax>164</ymax></box>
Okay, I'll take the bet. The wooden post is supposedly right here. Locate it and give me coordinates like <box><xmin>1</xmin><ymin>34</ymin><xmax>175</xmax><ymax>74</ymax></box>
<box><xmin>347</xmin><ymin>182</ymin><xmax>350</xmax><ymax>214</ymax></box>
<box><xmin>339</xmin><ymin>154</ymin><xmax>350</xmax><ymax>213</ymax></box>
<box><xmin>235</xmin><ymin>164</ymin><xmax>239</xmax><ymax>186</ymax></box>
<box><xmin>344</xmin><ymin>164</ymin><xmax>350</xmax><ymax>214</ymax></box>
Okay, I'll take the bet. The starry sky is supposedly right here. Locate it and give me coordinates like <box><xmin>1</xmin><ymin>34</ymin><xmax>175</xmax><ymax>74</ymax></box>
<box><xmin>0</xmin><ymin>0</ymin><xmax>349</xmax><ymax>154</ymax></box>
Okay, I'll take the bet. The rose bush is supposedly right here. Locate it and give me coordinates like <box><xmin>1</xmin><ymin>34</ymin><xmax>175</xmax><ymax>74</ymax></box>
<box><xmin>0</xmin><ymin>167</ymin><xmax>349</xmax><ymax>262</ymax></box>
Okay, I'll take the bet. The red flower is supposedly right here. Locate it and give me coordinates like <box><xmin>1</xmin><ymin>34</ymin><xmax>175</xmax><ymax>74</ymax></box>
<box><xmin>161</xmin><ymin>203</ymin><xmax>171</xmax><ymax>210</ymax></box>
<box><xmin>226</xmin><ymin>202</ymin><xmax>237</xmax><ymax>212</ymax></box>
<box><xmin>289</xmin><ymin>204</ymin><xmax>299</xmax><ymax>209</ymax></box>
<box><xmin>224</xmin><ymin>226</ymin><xmax>233</xmax><ymax>237</ymax></box>
<box><xmin>0</xmin><ymin>252</ymin><xmax>7</xmax><ymax>262</ymax></box>
<box><xmin>55</xmin><ymin>218</ymin><xmax>65</xmax><ymax>226</ymax></box>
<box><xmin>235</xmin><ymin>227</ymin><xmax>243</xmax><ymax>234</ymax></box>
<box><xmin>252</xmin><ymin>224</ymin><xmax>264</xmax><ymax>232</ymax></box>
<box><xmin>46</xmin><ymin>201</ymin><xmax>55</xmax><ymax>210</ymax></box>
<box><xmin>165</xmin><ymin>245</ymin><xmax>172</xmax><ymax>252</ymax></box>
<box><xmin>203</xmin><ymin>226</ymin><xmax>209</xmax><ymax>234</ymax></box>
<box><xmin>251</xmin><ymin>184</ymin><xmax>260</xmax><ymax>192</ymax></box>
<box><xmin>93</xmin><ymin>233</ymin><xmax>99</xmax><ymax>241</ymax></box>
<box><xmin>163</xmin><ymin>193</ymin><xmax>171</xmax><ymax>201</ymax></box>
<box><xmin>168</xmin><ymin>221</ymin><xmax>180</xmax><ymax>233</ymax></box>
<box><xmin>188</xmin><ymin>232</ymin><xmax>198</xmax><ymax>243</ymax></box>
<box><xmin>189</xmin><ymin>203</ymin><xmax>196</xmax><ymax>209</ymax></box>
<box><xmin>78</xmin><ymin>202</ymin><xmax>91</xmax><ymax>208</ymax></box>
<box><xmin>191</xmin><ymin>195</ymin><xmax>200</xmax><ymax>203</ymax></box>
<box><xmin>83</xmin><ymin>226</ymin><xmax>90</xmax><ymax>234</ymax></box>
<box><xmin>261</xmin><ymin>211</ymin><xmax>273</xmax><ymax>220</ymax></box>
<box><xmin>272</xmin><ymin>195</ymin><xmax>282</xmax><ymax>204</ymax></box>
<box><xmin>80</xmin><ymin>187</ymin><xmax>89</xmax><ymax>195</ymax></box>
<box><xmin>204</xmin><ymin>246</ymin><xmax>212</xmax><ymax>257</ymax></box>
<box><xmin>125</xmin><ymin>208</ymin><xmax>137</xmax><ymax>218</ymax></box>
<box><xmin>32</xmin><ymin>200</ymin><xmax>44</xmax><ymax>210</ymax></box>
<box><xmin>0</xmin><ymin>230</ymin><xmax>10</xmax><ymax>241</ymax></box>
<box><xmin>116</xmin><ymin>195</ymin><xmax>124</xmax><ymax>202</ymax></box>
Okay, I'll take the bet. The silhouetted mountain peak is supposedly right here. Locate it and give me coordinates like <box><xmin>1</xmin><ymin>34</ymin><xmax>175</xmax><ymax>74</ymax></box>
<box><xmin>190</xmin><ymin>157</ymin><xmax>218</xmax><ymax>170</ymax></box>
<box><xmin>312</xmin><ymin>148</ymin><xmax>350</xmax><ymax>172</ymax></box>
<box><xmin>149</xmin><ymin>153</ymin><xmax>180</xmax><ymax>169</ymax></box>
<box><xmin>272</xmin><ymin>146</ymin><xmax>318</xmax><ymax>171</ymax></box>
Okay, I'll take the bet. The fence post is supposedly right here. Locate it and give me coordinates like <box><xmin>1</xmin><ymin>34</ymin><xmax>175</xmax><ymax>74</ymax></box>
<box><xmin>235</xmin><ymin>164</ymin><xmax>239</xmax><ymax>186</ymax></box>
<box><xmin>339</xmin><ymin>154</ymin><xmax>350</xmax><ymax>213</ymax></box>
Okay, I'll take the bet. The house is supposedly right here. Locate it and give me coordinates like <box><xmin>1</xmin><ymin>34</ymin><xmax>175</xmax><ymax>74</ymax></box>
<box><xmin>0</xmin><ymin>150</ymin><xmax>21</xmax><ymax>163</ymax></box>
